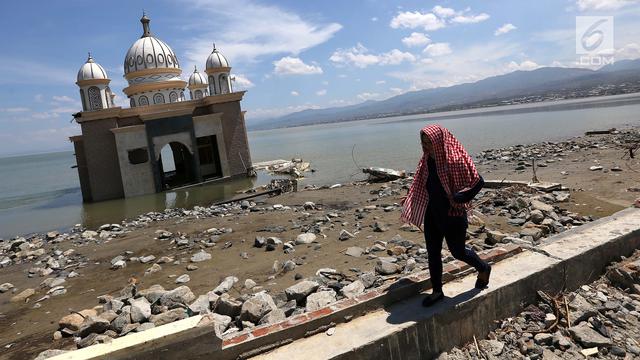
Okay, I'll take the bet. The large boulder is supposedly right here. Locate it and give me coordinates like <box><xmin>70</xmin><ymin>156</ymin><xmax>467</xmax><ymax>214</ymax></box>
<box><xmin>77</xmin><ymin>316</ymin><xmax>110</xmax><ymax>338</ymax></box>
<box><xmin>240</xmin><ymin>292</ymin><xmax>277</xmax><ymax>323</ymax></box>
<box><xmin>159</xmin><ymin>286</ymin><xmax>196</xmax><ymax>308</ymax></box>
<box><xmin>213</xmin><ymin>276</ymin><xmax>238</xmax><ymax>295</ymax></box>
<box><xmin>569</xmin><ymin>322</ymin><xmax>612</xmax><ymax>347</ymax></box>
<box><xmin>305</xmin><ymin>290</ymin><xmax>337</xmax><ymax>312</ymax></box>
<box><xmin>341</xmin><ymin>280</ymin><xmax>365</xmax><ymax>299</ymax></box>
<box><xmin>129</xmin><ymin>297</ymin><xmax>152</xmax><ymax>323</ymax></box>
<box><xmin>149</xmin><ymin>308</ymin><xmax>187</xmax><ymax>326</ymax></box>
<box><xmin>215</xmin><ymin>294</ymin><xmax>243</xmax><ymax>317</ymax></box>
<box><xmin>285</xmin><ymin>281</ymin><xmax>320</xmax><ymax>303</ymax></box>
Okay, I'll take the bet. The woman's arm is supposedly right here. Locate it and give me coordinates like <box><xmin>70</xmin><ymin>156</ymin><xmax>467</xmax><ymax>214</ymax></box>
<box><xmin>452</xmin><ymin>176</ymin><xmax>484</xmax><ymax>203</ymax></box>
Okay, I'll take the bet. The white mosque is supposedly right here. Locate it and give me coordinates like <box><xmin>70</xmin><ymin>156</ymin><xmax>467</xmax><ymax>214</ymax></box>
<box><xmin>70</xmin><ymin>14</ymin><xmax>252</xmax><ymax>202</ymax></box>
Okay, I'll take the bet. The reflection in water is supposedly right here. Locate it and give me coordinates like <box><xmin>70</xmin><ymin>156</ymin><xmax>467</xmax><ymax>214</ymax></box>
<box><xmin>78</xmin><ymin>175</ymin><xmax>259</xmax><ymax>230</ymax></box>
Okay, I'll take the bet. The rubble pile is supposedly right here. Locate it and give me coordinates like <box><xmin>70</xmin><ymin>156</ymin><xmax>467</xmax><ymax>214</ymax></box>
<box><xmin>476</xmin><ymin>129</ymin><xmax>638</xmax><ymax>172</ymax></box>
<box><xmin>439</xmin><ymin>251</ymin><xmax>640</xmax><ymax>359</ymax></box>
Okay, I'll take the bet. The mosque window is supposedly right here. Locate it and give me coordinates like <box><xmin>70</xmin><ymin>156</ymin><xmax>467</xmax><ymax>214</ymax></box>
<box><xmin>88</xmin><ymin>86</ymin><xmax>103</xmax><ymax>110</ymax></box>
<box><xmin>169</xmin><ymin>91</ymin><xmax>178</xmax><ymax>103</ymax></box>
<box><xmin>219</xmin><ymin>74</ymin><xmax>229</xmax><ymax>94</ymax></box>
<box><xmin>194</xmin><ymin>90</ymin><xmax>203</xmax><ymax>99</ymax></box>
<box><xmin>128</xmin><ymin>148</ymin><xmax>149</xmax><ymax>164</ymax></box>
<box><xmin>139</xmin><ymin>95</ymin><xmax>149</xmax><ymax>106</ymax></box>
<box><xmin>130</xmin><ymin>98</ymin><xmax>136</xmax><ymax>108</ymax></box>
<box><xmin>153</xmin><ymin>93</ymin><xmax>165</xmax><ymax>104</ymax></box>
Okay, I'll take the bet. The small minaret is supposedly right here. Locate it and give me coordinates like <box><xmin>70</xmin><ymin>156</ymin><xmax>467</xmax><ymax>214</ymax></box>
<box><xmin>205</xmin><ymin>44</ymin><xmax>233</xmax><ymax>95</ymax></box>
<box><xmin>76</xmin><ymin>53</ymin><xmax>112</xmax><ymax>111</ymax></box>
<box><xmin>187</xmin><ymin>66</ymin><xmax>209</xmax><ymax>100</ymax></box>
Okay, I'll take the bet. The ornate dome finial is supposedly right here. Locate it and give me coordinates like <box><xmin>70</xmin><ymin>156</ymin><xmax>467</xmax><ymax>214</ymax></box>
<box><xmin>140</xmin><ymin>11</ymin><xmax>152</xmax><ymax>38</ymax></box>
<box><xmin>87</xmin><ymin>52</ymin><xmax>94</xmax><ymax>62</ymax></box>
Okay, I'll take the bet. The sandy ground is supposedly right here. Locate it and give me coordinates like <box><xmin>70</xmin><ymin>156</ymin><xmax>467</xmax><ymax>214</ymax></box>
<box><xmin>0</xmin><ymin>132</ymin><xmax>638</xmax><ymax>360</ymax></box>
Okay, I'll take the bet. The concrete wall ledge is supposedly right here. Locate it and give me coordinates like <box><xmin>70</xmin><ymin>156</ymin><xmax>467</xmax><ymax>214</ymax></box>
<box><xmin>254</xmin><ymin>207</ymin><xmax>640</xmax><ymax>359</ymax></box>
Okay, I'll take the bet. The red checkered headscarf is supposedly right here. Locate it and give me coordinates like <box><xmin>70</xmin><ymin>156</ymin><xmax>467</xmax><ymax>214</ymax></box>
<box><xmin>400</xmin><ymin>124</ymin><xmax>480</xmax><ymax>228</ymax></box>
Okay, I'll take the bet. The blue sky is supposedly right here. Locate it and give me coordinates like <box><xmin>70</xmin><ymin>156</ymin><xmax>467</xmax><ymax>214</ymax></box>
<box><xmin>1</xmin><ymin>0</ymin><xmax>639</xmax><ymax>156</ymax></box>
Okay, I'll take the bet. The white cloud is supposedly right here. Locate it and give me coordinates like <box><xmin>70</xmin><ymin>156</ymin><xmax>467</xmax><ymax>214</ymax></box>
<box><xmin>182</xmin><ymin>0</ymin><xmax>342</xmax><ymax>66</ymax></box>
<box><xmin>338</xmin><ymin>74</ymin><xmax>348</xmax><ymax>78</ymax></box>
<box><xmin>232</xmin><ymin>74</ymin><xmax>254</xmax><ymax>89</ymax></box>
<box><xmin>390</xmin><ymin>6</ymin><xmax>489</xmax><ymax>31</ymax></box>
<box><xmin>273</xmin><ymin>56</ymin><xmax>323</xmax><ymax>75</ymax></box>
<box><xmin>371</xmin><ymin>17</ymin><xmax>378</xmax><ymax>22</ymax></box>
<box><xmin>402</xmin><ymin>32</ymin><xmax>431</xmax><ymax>47</ymax></box>
<box><xmin>615</xmin><ymin>42</ymin><xmax>640</xmax><ymax>59</ymax></box>
<box><xmin>451</xmin><ymin>13</ymin><xmax>490</xmax><ymax>24</ymax></box>
<box><xmin>506</xmin><ymin>60</ymin><xmax>541</xmax><ymax>71</ymax></box>
<box><xmin>52</xmin><ymin>95</ymin><xmax>75</xmax><ymax>103</ymax></box>
<box><xmin>330</xmin><ymin>44</ymin><xmax>416</xmax><ymax>68</ymax></box>
<box><xmin>34</xmin><ymin>94</ymin><xmax>43</xmax><ymax>102</ymax></box>
<box><xmin>357</xmin><ymin>92</ymin><xmax>381</xmax><ymax>101</ymax></box>
<box><xmin>576</xmin><ymin>0</ymin><xmax>640</xmax><ymax>11</ymax></box>
<box><xmin>432</xmin><ymin>5</ymin><xmax>456</xmax><ymax>18</ymax></box>
<box><xmin>495</xmin><ymin>23</ymin><xmax>517</xmax><ymax>36</ymax></box>
<box><xmin>389</xmin><ymin>87</ymin><xmax>404</xmax><ymax>95</ymax></box>
<box><xmin>316</xmin><ymin>89</ymin><xmax>327</xmax><ymax>96</ymax></box>
<box><xmin>376</xmin><ymin>80</ymin><xmax>386</xmax><ymax>84</ymax></box>
<box><xmin>0</xmin><ymin>107</ymin><xmax>30</xmax><ymax>113</ymax></box>
<box><xmin>390</xmin><ymin>11</ymin><xmax>445</xmax><ymax>31</ymax></box>
<box><xmin>421</xmin><ymin>58</ymin><xmax>435</xmax><ymax>65</ymax></box>
<box><xmin>290</xmin><ymin>91</ymin><xmax>299</xmax><ymax>96</ymax></box>
<box><xmin>423</xmin><ymin>43</ymin><xmax>452</xmax><ymax>57</ymax></box>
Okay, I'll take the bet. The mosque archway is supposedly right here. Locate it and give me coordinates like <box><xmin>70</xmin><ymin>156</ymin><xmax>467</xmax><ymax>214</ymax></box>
<box><xmin>158</xmin><ymin>142</ymin><xmax>196</xmax><ymax>189</ymax></box>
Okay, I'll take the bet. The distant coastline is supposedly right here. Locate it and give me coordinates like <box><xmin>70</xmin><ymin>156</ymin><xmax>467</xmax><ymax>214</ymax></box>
<box><xmin>248</xmin><ymin>91</ymin><xmax>640</xmax><ymax>132</ymax></box>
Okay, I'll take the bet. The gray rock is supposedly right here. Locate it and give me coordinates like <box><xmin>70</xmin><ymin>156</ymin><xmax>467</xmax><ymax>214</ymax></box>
<box><xmin>110</xmin><ymin>260</ymin><xmax>126</xmax><ymax>270</ymax></box>
<box><xmin>341</xmin><ymin>280</ymin><xmax>365</xmax><ymax>299</ymax></box>
<box><xmin>201</xmin><ymin>313</ymin><xmax>232</xmax><ymax>335</ymax></box>
<box><xmin>138</xmin><ymin>285</ymin><xmax>166</xmax><ymax>303</ymax></box>
<box><xmin>359</xmin><ymin>272</ymin><xmax>378</xmax><ymax>288</ymax></box>
<box><xmin>190</xmin><ymin>251</ymin><xmax>211</xmax><ymax>263</ymax></box>
<box><xmin>109</xmin><ymin>314</ymin><xmax>131</xmax><ymax>333</ymax></box>
<box><xmin>530</xmin><ymin>199</ymin><xmax>554</xmax><ymax>213</ymax></box>
<box><xmin>188</xmin><ymin>295</ymin><xmax>212</xmax><ymax>314</ymax></box>
<box><xmin>375</xmin><ymin>260</ymin><xmax>399</xmax><ymax>275</ymax></box>
<box><xmin>479</xmin><ymin>339</ymin><xmax>505</xmax><ymax>356</ymax></box>
<box><xmin>305</xmin><ymin>290</ymin><xmax>337</xmax><ymax>312</ymax></box>
<box><xmin>244</xmin><ymin>279</ymin><xmax>257</xmax><ymax>289</ymax></box>
<box><xmin>135</xmin><ymin>322</ymin><xmax>155</xmax><ymax>332</ymax></box>
<box><xmin>77</xmin><ymin>316</ymin><xmax>110</xmax><ymax>337</ymax></box>
<box><xmin>295</xmin><ymin>233</ymin><xmax>317</xmax><ymax>245</ymax></box>
<box><xmin>240</xmin><ymin>292</ymin><xmax>277</xmax><ymax>323</ymax></box>
<box><xmin>150</xmin><ymin>308</ymin><xmax>187</xmax><ymax>326</ymax></box>
<box><xmin>260</xmin><ymin>308</ymin><xmax>286</xmax><ymax>325</ymax></box>
<box><xmin>338</xmin><ymin>230</ymin><xmax>354</xmax><ymax>241</ymax></box>
<box><xmin>568</xmin><ymin>294</ymin><xmax>598</xmax><ymax>325</ymax></box>
<box><xmin>373</xmin><ymin>222</ymin><xmax>389</xmax><ymax>232</ymax></box>
<box><xmin>520</xmin><ymin>227</ymin><xmax>543</xmax><ymax>241</ymax></box>
<box><xmin>485</xmin><ymin>230</ymin><xmax>507</xmax><ymax>245</ymax></box>
<box><xmin>529</xmin><ymin>210</ymin><xmax>545</xmax><ymax>224</ymax></box>
<box><xmin>569</xmin><ymin>322</ymin><xmax>612</xmax><ymax>347</ymax></box>
<box><xmin>139</xmin><ymin>255</ymin><xmax>156</xmax><ymax>264</ymax></box>
<box><xmin>0</xmin><ymin>282</ymin><xmax>15</xmax><ymax>293</ymax></box>
<box><xmin>282</xmin><ymin>260</ymin><xmax>296</xmax><ymax>272</ymax></box>
<box><xmin>534</xmin><ymin>333</ymin><xmax>553</xmax><ymax>345</ymax></box>
<box><xmin>129</xmin><ymin>298</ymin><xmax>152</xmax><ymax>323</ymax></box>
<box><xmin>215</xmin><ymin>294</ymin><xmax>243</xmax><ymax>317</ymax></box>
<box><xmin>175</xmin><ymin>274</ymin><xmax>190</xmax><ymax>284</ymax></box>
<box><xmin>10</xmin><ymin>288</ymin><xmax>35</xmax><ymax>303</ymax></box>
<box><xmin>345</xmin><ymin>246</ymin><xmax>364</xmax><ymax>257</ymax></box>
<box><xmin>159</xmin><ymin>286</ymin><xmax>196</xmax><ymax>308</ymax></box>
<box><xmin>552</xmin><ymin>331</ymin><xmax>572</xmax><ymax>350</ymax></box>
<box><xmin>144</xmin><ymin>263</ymin><xmax>162</xmax><ymax>276</ymax></box>
<box><xmin>254</xmin><ymin>236</ymin><xmax>266</xmax><ymax>248</ymax></box>
<box><xmin>213</xmin><ymin>276</ymin><xmax>238</xmax><ymax>295</ymax></box>
<box><xmin>285</xmin><ymin>280</ymin><xmax>320</xmax><ymax>303</ymax></box>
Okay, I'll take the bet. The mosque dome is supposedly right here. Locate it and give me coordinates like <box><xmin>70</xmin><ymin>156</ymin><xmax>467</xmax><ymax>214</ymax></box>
<box><xmin>77</xmin><ymin>54</ymin><xmax>109</xmax><ymax>83</ymax></box>
<box><xmin>123</xmin><ymin>14</ymin><xmax>181</xmax><ymax>76</ymax></box>
<box><xmin>205</xmin><ymin>45</ymin><xmax>230</xmax><ymax>71</ymax></box>
<box><xmin>188</xmin><ymin>66</ymin><xmax>208</xmax><ymax>87</ymax></box>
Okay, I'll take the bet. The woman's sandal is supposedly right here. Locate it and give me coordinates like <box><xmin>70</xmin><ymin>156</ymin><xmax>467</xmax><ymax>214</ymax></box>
<box><xmin>422</xmin><ymin>291</ymin><xmax>444</xmax><ymax>307</ymax></box>
<box><xmin>475</xmin><ymin>265</ymin><xmax>492</xmax><ymax>289</ymax></box>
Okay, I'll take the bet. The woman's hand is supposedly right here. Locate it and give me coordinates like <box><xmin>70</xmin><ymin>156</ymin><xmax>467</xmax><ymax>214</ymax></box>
<box><xmin>399</xmin><ymin>195</ymin><xmax>408</xmax><ymax>206</ymax></box>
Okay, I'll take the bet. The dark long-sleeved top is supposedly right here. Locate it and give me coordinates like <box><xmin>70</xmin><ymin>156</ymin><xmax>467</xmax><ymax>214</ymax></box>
<box><xmin>425</xmin><ymin>156</ymin><xmax>484</xmax><ymax>217</ymax></box>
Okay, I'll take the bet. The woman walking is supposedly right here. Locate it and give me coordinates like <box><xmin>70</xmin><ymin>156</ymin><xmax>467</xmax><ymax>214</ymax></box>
<box><xmin>401</xmin><ymin>124</ymin><xmax>491</xmax><ymax>307</ymax></box>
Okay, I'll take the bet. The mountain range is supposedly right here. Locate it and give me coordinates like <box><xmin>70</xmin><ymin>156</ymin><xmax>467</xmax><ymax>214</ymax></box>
<box><xmin>250</xmin><ymin>59</ymin><xmax>640</xmax><ymax>130</ymax></box>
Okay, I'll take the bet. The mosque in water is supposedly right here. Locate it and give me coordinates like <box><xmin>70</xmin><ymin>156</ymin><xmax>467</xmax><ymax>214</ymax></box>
<box><xmin>71</xmin><ymin>13</ymin><xmax>252</xmax><ymax>202</ymax></box>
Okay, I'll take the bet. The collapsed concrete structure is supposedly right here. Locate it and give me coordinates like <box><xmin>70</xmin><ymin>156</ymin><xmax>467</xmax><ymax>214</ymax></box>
<box><xmin>70</xmin><ymin>14</ymin><xmax>252</xmax><ymax>202</ymax></box>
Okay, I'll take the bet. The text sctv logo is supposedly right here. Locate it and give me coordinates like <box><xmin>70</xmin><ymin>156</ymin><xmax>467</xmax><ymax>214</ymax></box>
<box><xmin>576</xmin><ymin>16</ymin><xmax>614</xmax><ymax>56</ymax></box>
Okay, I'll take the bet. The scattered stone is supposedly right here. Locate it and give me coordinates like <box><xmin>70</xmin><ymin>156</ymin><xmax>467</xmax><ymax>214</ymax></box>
<box><xmin>10</xmin><ymin>288</ymin><xmax>35</xmax><ymax>303</ymax></box>
<box><xmin>129</xmin><ymin>298</ymin><xmax>152</xmax><ymax>323</ymax></box>
<box><xmin>338</xmin><ymin>230</ymin><xmax>354</xmax><ymax>241</ymax></box>
<box><xmin>341</xmin><ymin>280</ymin><xmax>365</xmax><ymax>299</ymax></box>
<box><xmin>144</xmin><ymin>263</ymin><xmax>162</xmax><ymax>276</ymax></box>
<box><xmin>305</xmin><ymin>290</ymin><xmax>337</xmax><ymax>312</ymax></box>
<box><xmin>0</xmin><ymin>283</ymin><xmax>15</xmax><ymax>293</ymax></box>
<box><xmin>190</xmin><ymin>251</ymin><xmax>212</xmax><ymax>263</ymax></box>
<box><xmin>569</xmin><ymin>322</ymin><xmax>612</xmax><ymax>347</ymax></box>
<box><xmin>150</xmin><ymin>308</ymin><xmax>187</xmax><ymax>326</ymax></box>
<box><xmin>345</xmin><ymin>246</ymin><xmax>364</xmax><ymax>258</ymax></box>
<box><xmin>295</xmin><ymin>233</ymin><xmax>317</xmax><ymax>245</ymax></box>
<box><xmin>240</xmin><ymin>292</ymin><xmax>277</xmax><ymax>323</ymax></box>
<box><xmin>375</xmin><ymin>260</ymin><xmax>399</xmax><ymax>275</ymax></box>
<box><xmin>285</xmin><ymin>280</ymin><xmax>320</xmax><ymax>303</ymax></box>
<box><xmin>77</xmin><ymin>316</ymin><xmax>110</xmax><ymax>338</ymax></box>
<box><xmin>175</xmin><ymin>274</ymin><xmax>190</xmax><ymax>284</ymax></box>
<box><xmin>213</xmin><ymin>276</ymin><xmax>238</xmax><ymax>295</ymax></box>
